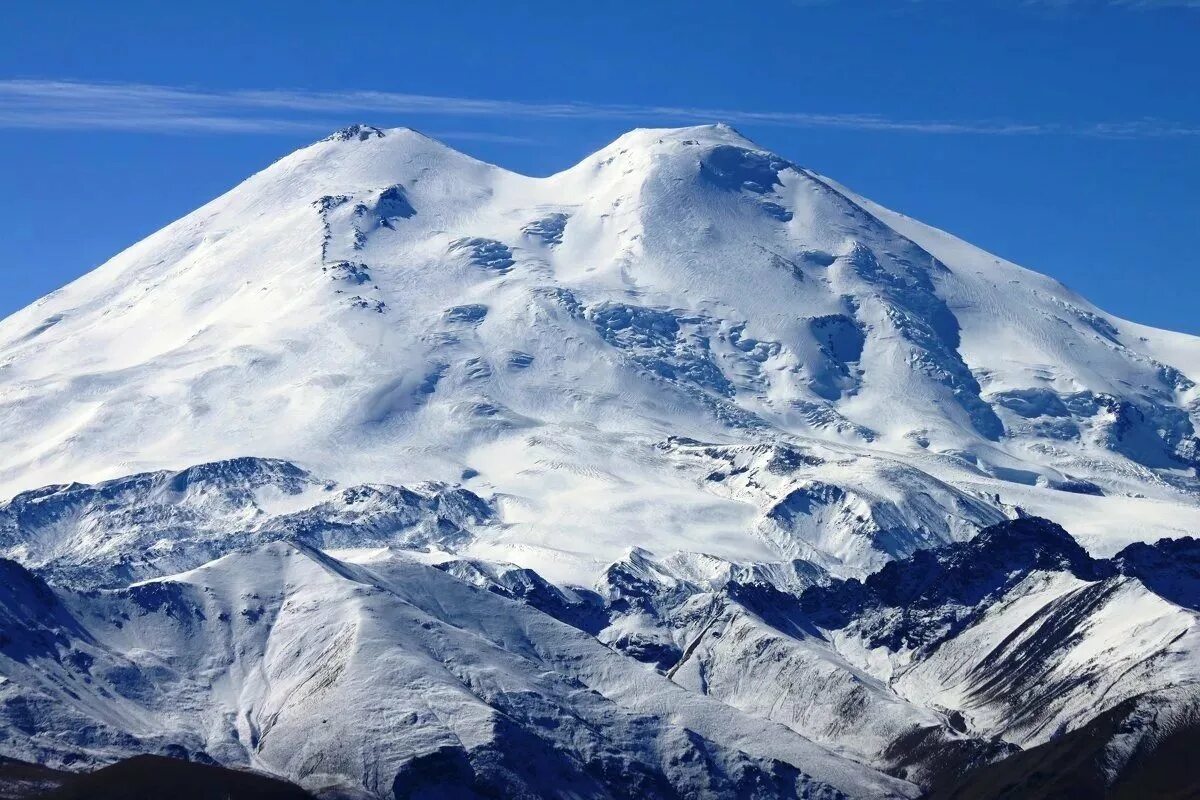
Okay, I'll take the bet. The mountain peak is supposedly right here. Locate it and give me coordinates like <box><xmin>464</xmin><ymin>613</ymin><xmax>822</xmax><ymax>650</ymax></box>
<box><xmin>607</xmin><ymin>121</ymin><xmax>755</xmax><ymax>147</ymax></box>
<box><xmin>246</xmin><ymin>124</ymin><xmax>493</xmax><ymax>192</ymax></box>
<box><xmin>321</xmin><ymin>123</ymin><xmax>387</xmax><ymax>142</ymax></box>
<box><xmin>565</xmin><ymin>122</ymin><xmax>772</xmax><ymax>173</ymax></box>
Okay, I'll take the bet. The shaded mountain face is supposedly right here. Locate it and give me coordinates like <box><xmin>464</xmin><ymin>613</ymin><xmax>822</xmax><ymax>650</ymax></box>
<box><xmin>0</xmin><ymin>125</ymin><xmax>1198</xmax><ymax>798</ymax></box>
<box><xmin>0</xmin><ymin>757</ymin><xmax>72</xmax><ymax>800</ymax></box>
<box><xmin>0</xmin><ymin>754</ymin><xmax>316</xmax><ymax>800</ymax></box>
<box><xmin>925</xmin><ymin>685</ymin><xmax>1200</xmax><ymax>800</ymax></box>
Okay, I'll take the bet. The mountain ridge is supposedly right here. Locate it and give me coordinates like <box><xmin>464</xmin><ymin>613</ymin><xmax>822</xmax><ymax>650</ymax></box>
<box><xmin>0</xmin><ymin>505</ymin><xmax>1195</xmax><ymax>798</ymax></box>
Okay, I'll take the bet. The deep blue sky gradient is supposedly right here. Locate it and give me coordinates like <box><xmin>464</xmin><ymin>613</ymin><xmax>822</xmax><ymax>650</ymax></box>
<box><xmin>2</xmin><ymin>1</ymin><xmax>1197</xmax><ymax>331</ymax></box>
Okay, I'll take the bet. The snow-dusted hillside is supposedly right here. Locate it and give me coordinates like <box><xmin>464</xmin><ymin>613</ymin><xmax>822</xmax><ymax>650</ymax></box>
<box><xmin>0</xmin><ymin>543</ymin><xmax>916</xmax><ymax>799</ymax></box>
<box><xmin>0</xmin><ymin>123</ymin><xmax>1198</xmax><ymax>798</ymax></box>
<box><xmin>0</xmin><ymin>508</ymin><xmax>1195</xmax><ymax>798</ymax></box>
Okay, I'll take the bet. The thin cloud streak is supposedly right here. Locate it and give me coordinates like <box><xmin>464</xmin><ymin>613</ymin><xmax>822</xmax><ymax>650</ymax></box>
<box><xmin>1029</xmin><ymin>0</ymin><xmax>1200</xmax><ymax>7</ymax></box>
<box><xmin>791</xmin><ymin>0</ymin><xmax>1200</xmax><ymax>9</ymax></box>
<box><xmin>0</xmin><ymin>79</ymin><xmax>1197</xmax><ymax>140</ymax></box>
<box><xmin>0</xmin><ymin>108</ymin><xmax>328</xmax><ymax>135</ymax></box>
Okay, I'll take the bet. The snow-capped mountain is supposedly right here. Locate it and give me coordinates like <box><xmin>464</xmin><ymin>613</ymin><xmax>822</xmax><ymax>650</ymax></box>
<box><xmin>0</xmin><ymin>124</ymin><xmax>1197</xmax><ymax>798</ymax></box>
<box><xmin>3</xmin><ymin>122</ymin><xmax>1199</xmax><ymax>581</ymax></box>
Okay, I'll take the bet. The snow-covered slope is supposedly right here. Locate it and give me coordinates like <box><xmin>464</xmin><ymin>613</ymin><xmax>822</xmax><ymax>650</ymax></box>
<box><xmin>547</xmin><ymin>517</ymin><xmax>1200</xmax><ymax>787</ymax></box>
<box><xmin>0</xmin><ymin>508</ymin><xmax>1195</xmax><ymax>798</ymax></box>
<box><xmin>0</xmin><ymin>456</ymin><xmax>493</xmax><ymax>588</ymax></box>
<box><xmin>1</xmin><ymin>123</ymin><xmax>1198</xmax><ymax>797</ymax></box>
<box><xmin>0</xmin><ymin>544</ymin><xmax>916</xmax><ymax>799</ymax></box>
<box><xmin>1</xmin><ymin>123</ymin><xmax>1197</xmax><ymax>582</ymax></box>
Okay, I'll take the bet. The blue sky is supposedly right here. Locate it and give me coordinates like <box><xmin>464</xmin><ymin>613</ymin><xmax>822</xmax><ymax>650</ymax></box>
<box><xmin>2</xmin><ymin>1</ymin><xmax>1197</xmax><ymax>332</ymax></box>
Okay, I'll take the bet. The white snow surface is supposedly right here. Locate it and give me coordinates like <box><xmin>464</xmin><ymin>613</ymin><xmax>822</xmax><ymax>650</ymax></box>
<box><xmin>0</xmin><ymin>123</ymin><xmax>1197</xmax><ymax>584</ymax></box>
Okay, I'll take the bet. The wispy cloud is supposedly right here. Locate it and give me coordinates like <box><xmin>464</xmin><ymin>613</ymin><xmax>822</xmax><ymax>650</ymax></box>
<box><xmin>1027</xmin><ymin>0</ymin><xmax>1200</xmax><ymax>7</ymax></box>
<box><xmin>792</xmin><ymin>0</ymin><xmax>1200</xmax><ymax>7</ymax></box>
<box><xmin>0</xmin><ymin>79</ymin><xmax>1196</xmax><ymax>141</ymax></box>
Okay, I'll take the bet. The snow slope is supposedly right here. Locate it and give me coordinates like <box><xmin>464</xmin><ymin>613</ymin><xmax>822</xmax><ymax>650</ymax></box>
<box><xmin>0</xmin><ymin>544</ymin><xmax>916</xmax><ymax>799</ymax></box>
<box><xmin>0</xmin><ymin>123</ymin><xmax>1197</xmax><ymax>583</ymax></box>
<box><xmin>0</xmin><ymin>456</ymin><xmax>493</xmax><ymax>588</ymax></box>
<box><xmin>0</xmin><ymin>501</ymin><xmax>1195</xmax><ymax>798</ymax></box>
